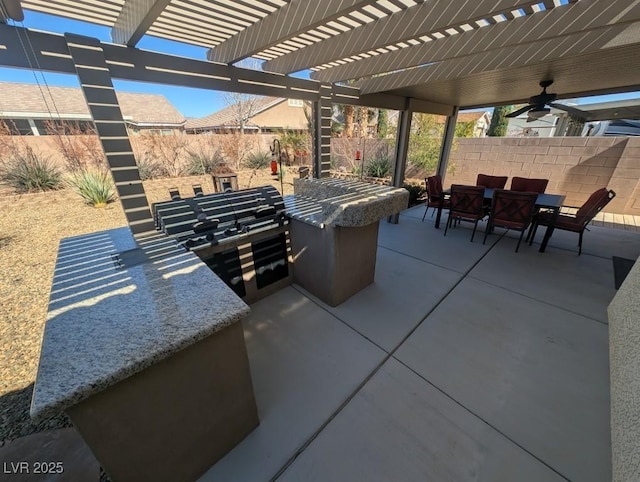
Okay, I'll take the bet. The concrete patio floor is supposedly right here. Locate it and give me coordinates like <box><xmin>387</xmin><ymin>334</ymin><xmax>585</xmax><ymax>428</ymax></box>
<box><xmin>199</xmin><ymin>205</ymin><xmax>640</xmax><ymax>482</ymax></box>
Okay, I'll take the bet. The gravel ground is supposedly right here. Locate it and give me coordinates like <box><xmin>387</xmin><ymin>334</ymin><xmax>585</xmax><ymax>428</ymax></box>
<box><xmin>0</xmin><ymin>169</ymin><xmax>297</xmax><ymax>444</ymax></box>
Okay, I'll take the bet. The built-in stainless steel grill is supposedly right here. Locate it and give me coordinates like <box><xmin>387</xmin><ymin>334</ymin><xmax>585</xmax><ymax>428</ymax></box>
<box><xmin>152</xmin><ymin>185</ymin><xmax>292</xmax><ymax>302</ymax></box>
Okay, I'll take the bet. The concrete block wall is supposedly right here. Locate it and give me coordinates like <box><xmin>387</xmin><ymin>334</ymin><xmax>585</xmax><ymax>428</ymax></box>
<box><xmin>446</xmin><ymin>137</ymin><xmax>640</xmax><ymax>215</ymax></box>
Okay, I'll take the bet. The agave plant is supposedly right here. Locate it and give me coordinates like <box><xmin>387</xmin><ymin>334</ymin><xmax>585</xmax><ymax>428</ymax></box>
<box><xmin>0</xmin><ymin>148</ymin><xmax>62</xmax><ymax>192</ymax></box>
<box><xmin>67</xmin><ymin>169</ymin><xmax>115</xmax><ymax>207</ymax></box>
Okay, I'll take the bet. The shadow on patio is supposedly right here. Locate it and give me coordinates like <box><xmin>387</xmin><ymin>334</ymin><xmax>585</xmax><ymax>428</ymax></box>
<box><xmin>200</xmin><ymin>205</ymin><xmax>640</xmax><ymax>482</ymax></box>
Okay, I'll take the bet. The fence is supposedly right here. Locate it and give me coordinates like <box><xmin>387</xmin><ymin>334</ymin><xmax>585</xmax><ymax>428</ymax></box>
<box><xmin>3</xmin><ymin>134</ymin><xmax>639</xmax><ymax>214</ymax></box>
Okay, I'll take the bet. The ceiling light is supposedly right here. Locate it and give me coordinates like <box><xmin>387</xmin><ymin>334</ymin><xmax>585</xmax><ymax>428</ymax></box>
<box><xmin>527</xmin><ymin>107</ymin><xmax>550</xmax><ymax>120</ymax></box>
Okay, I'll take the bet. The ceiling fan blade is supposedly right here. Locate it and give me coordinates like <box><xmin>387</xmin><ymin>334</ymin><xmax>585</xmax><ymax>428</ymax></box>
<box><xmin>548</xmin><ymin>102</ymin><xmax>590</xmax><ymax>119</ymax></box>
<box><xmin>506</xmin><ymin>105</ymin><xmax>533</xmax><ymax>118</ymax></box>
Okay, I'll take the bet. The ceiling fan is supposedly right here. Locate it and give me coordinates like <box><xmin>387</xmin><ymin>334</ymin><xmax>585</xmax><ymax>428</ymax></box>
<box><xmin>506</xmin><ymin>80</ymin><xmax>589</xmax><ymax>122</ymax></box>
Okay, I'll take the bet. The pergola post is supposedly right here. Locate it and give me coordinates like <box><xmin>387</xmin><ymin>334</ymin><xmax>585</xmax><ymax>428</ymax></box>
<box><xmin>313</xmin><ymin>84</ymin><xmax>332</xmax><ymax>178</ymax></box>
<box><xmin>436</xmin><ymin>106</ymin><xmax>459</xmax><ymax>181</ymax></box>
<box><xmin>388</xmin><ymin>100</ymin><xmax>413</xmax><ymax>224</ymax></box>
<box><xmin>64</xmin><ymin>33</ymin><xmax>155</xmax><ymax>236</ymax></box>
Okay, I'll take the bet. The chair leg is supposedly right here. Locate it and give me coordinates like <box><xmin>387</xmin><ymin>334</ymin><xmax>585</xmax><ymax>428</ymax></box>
<box><xmin>578</xmin><ymin>230</ymin><xmax>583</xmax><ymax>255</ymax></box>
<box><xmin>526</xmin><ymin>221</ymin><xmax>535</xmax><ymax>242</ymax></box>
<box><xmin>430</xmin><ymin>207</ymin><xmax>435</xmax><ymax>218</ymax></box>
<box><xmin>516</xmin><ymin>229</ymin><xmax>525</xmax><ymax>252</ymax></box>
<box><xmin>528</xmin><ymin>222</ymin><xmax>539</xmax><ymax>246</ymax></box>
<box><xmin>482</xmin><ymin>221</ymin><xmax>491</xmax><ymax>245</ymax></box>
<box><xmin>422</xmin><ymin>205</ymin><xmax>428</xmax><ymax>221</ymax></box>
<box><xmin>444</xmin><ymin>215</ymin><xmax>451</xmax><ymax>236</ymax></box>
<box><xmin>471</xmin><ymin>219</ymin><xmax>479</xmax><ymax>242</ymax></box>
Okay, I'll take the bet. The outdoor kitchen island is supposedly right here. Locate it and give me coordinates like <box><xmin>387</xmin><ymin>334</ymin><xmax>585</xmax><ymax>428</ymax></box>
<box><xmin>30</xmin><ymin>227</ymin><xmax>257</xmax><ymax>482</ymax></box>
<box><xmin>285</xmin><ymin>178</ymin><xmax>409</xmax><ymax>306</ymax></box>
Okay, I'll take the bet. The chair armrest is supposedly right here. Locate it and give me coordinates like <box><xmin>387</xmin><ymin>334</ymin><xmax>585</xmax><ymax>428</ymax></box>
<box><xmin>559</xmin><ymin>205</ymin><xmax>580</xmax><ymax>214</ymax></box>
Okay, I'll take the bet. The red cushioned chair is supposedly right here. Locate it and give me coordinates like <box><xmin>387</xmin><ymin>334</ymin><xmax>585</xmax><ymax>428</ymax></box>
<box><xmin>483</xmin><ymin>189</ymin><xmax>538</xmax><ymax>252</ymax></box>
<box><xmin>476</xmin><ymin>173</ymin><xmax>508</xmax><ymax>189</ymax></box>
<box><xmin>529</xmin><ymin>188</ymin><xmax>616</xmax><ymax>255</ymax></box>
<box><xmin>510</xmin><ymin>177</ymin><xmax>549</xmax><ymax>193</ymax></box>
<box><xmin>422</xmin><ymin>174</ymin><xmax>450</xmax><ymax>221</ymax></box>
<box><xmin>444</xmin><ymin>185</ymin><xmax>485</xmax><ymax>242</ymax></box>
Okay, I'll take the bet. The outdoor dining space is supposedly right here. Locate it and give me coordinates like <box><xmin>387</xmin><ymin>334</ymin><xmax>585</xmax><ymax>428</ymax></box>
<box><xmin>425</xmin><ymin>173</ymin><xmax>615</xmax><ymax>254</ymax></box>
<box><xmin>190</xmin><ymin>203</ymin><xmax>640</xmax><ymax>481</ymax></box>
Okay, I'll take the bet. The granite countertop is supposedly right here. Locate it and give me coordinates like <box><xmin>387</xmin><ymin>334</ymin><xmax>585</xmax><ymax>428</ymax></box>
<box><xmin>30</xmin><ymin>227</ymin><xmax>250</xmax><ymax>422</ymax></box>
<box><xmin>286</xmin><ymin>178</ymin><xmax>409</xmax><ymax>228</ymax></box>
<box><xmin>283</xmin><ymin>195</ymin><xmax>325</xmax><ymax>227</ymax></box>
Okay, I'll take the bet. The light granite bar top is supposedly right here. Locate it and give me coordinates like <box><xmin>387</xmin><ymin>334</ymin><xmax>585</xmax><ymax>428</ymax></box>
<box><xmin>286</xmin><ymin>178</ymin><xmax>409</xmax><ymax>228</ymax></box>
<box><xmin>31</xmin><ymin>226</ymin><xmax>250</xmax><ymax>422</ymax></box>
<box><xmin>608</xmin><ymin>257</ymin><xmax>640</xmax><ymax>482</ymax></box>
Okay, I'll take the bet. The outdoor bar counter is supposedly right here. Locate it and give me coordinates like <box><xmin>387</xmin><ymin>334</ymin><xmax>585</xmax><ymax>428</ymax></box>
<box><xmin>608</xmin><ymin>256</ymin><xmax>640</xmax><ymax>482</ymax></box>
<box><xmin>30</xmin><ymin>227</ymin><xmax>257</xmax><ymax>482</ymax></box>
<box><xmin>285</xmin><ymin>178</ymin><xmax>409</xmax><ymax>306</ymax></box>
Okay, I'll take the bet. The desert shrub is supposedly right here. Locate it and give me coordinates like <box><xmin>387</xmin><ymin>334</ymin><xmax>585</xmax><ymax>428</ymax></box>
<box><xmin>186</xmin><ymin>148</ymin><xmax>224</xmax><ymax>175</ymax></box>
<box><xmin>135</xmin><ymin>132</ymin><xmax>188</xmax><ymax>177</ymax></box>
<box><xmin>67</xmin><ymin>169</ymin><xmax>115</xmax><ymax>207</ymax></box>
<box><xmin>244</xmin><ymin>151</ymin><xmax>270</xmax><ymax>170</ymax></box>
<box><xmin>219</xmin><ymin>132</ymin><xmax>256</xmax><ymax>170</ymax></box>
<box><xmin>0</xmin><ymin>147</ymin><xmax>62</xmax><ymax>192</ymax></box>
<box><xmin>365</xmin><ymin>155</ymin><xmax>392</xmax><ymax>178</ymax></box>
<box><xmin>137</xmin><ymin>158</ymin><xmax>164</xmax><ymax>180</ymax></box>
<box><xmin>278</xmin><ymin>130</ymin><xmax>311</xmax><ymax>165</ymax></box>
<box><xmin>403</xmin><ymin>182</ymin><xmax>426</xmax><ymax>206</ymax></box>
<box><xmin>244</xmin><ymin>151</ymin><xmax>272</xmax><ymax>188</ymax></box>
<box><xmin>44</xmin><ymin>120</ymin><xmax>106</xmax><ymax>172</ymax></box>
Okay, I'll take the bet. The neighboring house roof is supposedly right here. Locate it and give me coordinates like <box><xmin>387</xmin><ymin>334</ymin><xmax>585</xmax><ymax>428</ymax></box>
<box><xmin>386</xmin><ymin>110</ymin><xmax>490</xmax><ymax>127</ymax></box>
<box><xmin>457</xmin><ymin>111</ymin><xmax>490</xmax><ymax>123</ymax></box>
<box><xmin>0</xmin><ymin>82</ymin><xmax>185</xmax><ymax>126</ymax></box>
<box><xmin>431</xmin><ymin>111</ymin><xmax>490</xmax><ymax>124</ymax></box>
<box><xmin>185</xmin><ymin>96</ymin><xmax>284</xmax><ymax>130</ymax></box>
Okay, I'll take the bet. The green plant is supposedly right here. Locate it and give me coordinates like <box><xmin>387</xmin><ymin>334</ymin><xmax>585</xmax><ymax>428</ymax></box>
<box><xmin>488</xmin><ymin>105</ymin><xmax>511</xmax><ymax>137</ymax></box>
<box><xmin>278</xmin><ymin>130</ymin><xmax>311</xmax><ymax>165</ymax></box>
<box><xmin>67</xmin><ymin>169</ymin><xmax>115</xmax><ymax>207</ymax></box>
<box><xmin>0</xmin><ymin>147</ymin><xmax>62</xmax><ymax>192</ymax></box>
<box><xmin>403</xmin><ymin>182</ymin><xmax>426</xmax><ymax>206</ymax></box>
<box><xmin>376</xmin><ymin>109</ymin><xmax>389</xmax><ymax>138</ymax></box>
<box><xmin>244</xmin><ymin>151</ymin><xmax>270</xmax><ymax>170</ymax></box>
<box><xmin>365</xmin><ymin>155</ymin><xmax>392</xmax><ymax>178</ymax></box>
<box><xmin>185</xmin><ymin>149</ymin><xmax>224</xmax><ymax>175</ymax></box>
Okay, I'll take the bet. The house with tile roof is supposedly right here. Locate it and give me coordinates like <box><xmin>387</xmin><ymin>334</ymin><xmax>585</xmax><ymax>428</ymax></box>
<box><xmin>0</xmin><ymin>82</ymin><xmax>185</xmax><ymax>135</ymax></box>
<box><xmin>450</xmin><ymin>111</ymin><xmax>491</xmax><ymax>137</ymax></box>
<box><xmin>386</xmin><ymin>110</ymin><xmax>491</xmax><ymax>137</ymax></box>
<box><xmin>185</xmin><ymin>96</ymin><xmax>310</xmax><ymax>134</ymax></box>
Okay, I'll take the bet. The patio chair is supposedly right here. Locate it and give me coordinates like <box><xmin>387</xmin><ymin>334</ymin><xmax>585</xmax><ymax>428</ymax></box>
<box><xmin>510</xmin><ymin>176</ymin><xmax>549</xmax><ymax>193</ymax></box>
<box><xmin>444</xmin><ymin>185</ymin><xmax>485</xmax><ymax>242</ymax></box>
<box><xmin>168</xmin><ymin>187</ymin><xmax>181</xmax><ymax>201</ymax></box>
<box><xmin>421</xmin><ymin>174</ymin><xmax>449</xmax><ymax>221</ymax></box>
<box><xmin>192</xmin><ymin>184</ymin><xmax>204</xmax><ymax>197</ymax></box>
<box><xmin>483</xmin><ymin>189</ymin><xmax>538</xmax><ymax>252</ymax></box>
<box><xmin>476</xmin><ymin>173</ymin><xmax>508</xmax><ymax>189</ymax></box>
<box><xmin>528</xmin><ymin>188</ymin><xmax>616</xmax><ymax>255</ymax></box>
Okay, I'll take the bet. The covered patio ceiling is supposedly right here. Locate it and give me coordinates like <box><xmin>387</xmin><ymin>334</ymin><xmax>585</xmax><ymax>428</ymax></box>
<box><xmin>3</xmin><ymin>0</ymin><xmax>640</xmax><ymax>110</ymax></box>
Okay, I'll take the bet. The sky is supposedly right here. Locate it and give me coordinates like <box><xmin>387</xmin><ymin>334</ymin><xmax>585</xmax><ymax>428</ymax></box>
<box><xmin>1</xmin><ymin>10</ymin><xmax>639</xmax><ymax>119</ymax></box>
<box><xmin>0</xmin><ymin>12</ymin><xmax>245</xmax><ymax>117</ymax></box>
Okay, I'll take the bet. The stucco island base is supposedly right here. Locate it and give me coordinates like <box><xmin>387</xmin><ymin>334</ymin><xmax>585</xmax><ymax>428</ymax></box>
<box><xmin>67</xmin><ymin>321</ymin><xmax>258</xmax><ymax>482</ymax></box>
<box><xmin>290</xmin><ymin>219</ymin><xmax>378</xmax><ymax>307</ymax></box>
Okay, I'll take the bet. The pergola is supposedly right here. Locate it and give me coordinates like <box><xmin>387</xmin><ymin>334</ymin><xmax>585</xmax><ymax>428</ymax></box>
<box><xmin>1</xmin><ymin>0</ymin><xmax>639</xmax><ymax>233</ymax></box>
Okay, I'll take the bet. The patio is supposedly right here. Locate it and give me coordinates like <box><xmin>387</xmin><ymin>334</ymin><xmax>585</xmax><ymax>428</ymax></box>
<box><xmin>1</xmin><ymin>1</ymin><xmax>639</xmax><ymax>479</ymax></box>
<box><xmin>192</xmin><ymin>205</ymin><xmax>640</xmax><ymax>482</ymax></box>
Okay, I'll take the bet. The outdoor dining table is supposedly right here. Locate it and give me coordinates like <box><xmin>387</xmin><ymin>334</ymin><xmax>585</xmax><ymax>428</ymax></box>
<box><xmin>434</xmin><ymin>187</ymin><xmax>566</xmax><ymax>253</ymax></box>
